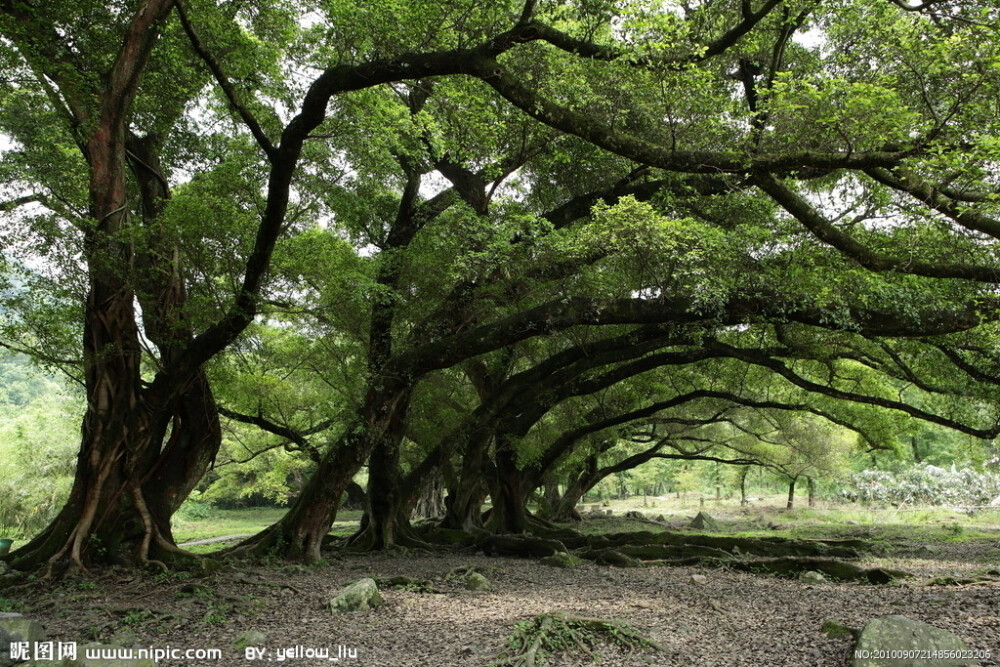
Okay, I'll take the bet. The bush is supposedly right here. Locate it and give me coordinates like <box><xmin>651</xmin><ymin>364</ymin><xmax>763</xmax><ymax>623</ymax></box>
<box><xmin>842</xmin><ymin>464</ymin><xmax>1000</xmax><ymax>507</ymax></box>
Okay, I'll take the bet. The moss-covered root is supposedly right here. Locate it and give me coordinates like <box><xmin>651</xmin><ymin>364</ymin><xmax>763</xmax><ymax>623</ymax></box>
<box><xmin>493</xmin><ymin>612</ymin><xmax>662</xmax><ymax>667</ymax></box>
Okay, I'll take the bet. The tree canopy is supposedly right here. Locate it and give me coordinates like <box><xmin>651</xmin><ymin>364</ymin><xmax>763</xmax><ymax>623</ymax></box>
<box><xmin>2</xmin><ymin>0</ymin><xmax>1000</xmax><ymax>571</ymax></box>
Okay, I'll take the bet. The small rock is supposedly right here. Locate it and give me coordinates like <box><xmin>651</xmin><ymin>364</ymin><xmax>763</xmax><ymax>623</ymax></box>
<box><xmin>799</xmin><ymin>571</ymin><xmax>826</xmax><ymax>584</ymax></box>
<box><xmin>540</xmin><ymin>552</ymin><xmax>584</xmax><ymax>569</ymax></box>
<box><xmin>1</xmin><ymin>614</ymin><xmax>46</xmax><ymax>667</ymax></box>
<box><xmin>465</xmin><ymin>573</ymin><xmax>491</xmax><ymax>591</ymax></box>
<box><xmin>852</xmin><ymin>615</ymin><xmax>969</xmax><ymax>667</ymax></box>
<box><xmin>233</xmin><ymin>630</ymin><xmax>268</xmax><ymax>650</ymax></box>
<box><xmin>329</xmin><ymin>578</ymin><xmax>383</xmax><ymax>612</ymax></box>
<box><xmin>690</xmin><ymin>574</ymin><xmax>708</xmax><ymax>585</ymax></box>
<box><xmin>688</xmin><ymin>512</ymin><xmax>720</xmax><ymax>531</ymax></box>
<box><xmin>624</xmin><ymin>511</ymin><xmax>645</xmax><ymax>520</ymax></box>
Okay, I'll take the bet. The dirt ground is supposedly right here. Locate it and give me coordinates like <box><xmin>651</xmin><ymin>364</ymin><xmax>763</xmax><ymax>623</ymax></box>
<box><xmin>5</xmin><ymin>521</ymin><xmax>1000</xmax><ymax>666</ymax></box>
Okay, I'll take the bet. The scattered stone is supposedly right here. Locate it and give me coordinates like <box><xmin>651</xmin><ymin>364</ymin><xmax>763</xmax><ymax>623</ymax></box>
<box><xmin>329</xmin><ymin>578</ymin><xmax>383</xmax><ymax>612</ymax></box>
<box><xmin>654</xmin><ymin>515</ymin><xmax>667</xmax><ymax>523</ymax></box>
<box><xmin>852</xmin><ymin>615</ymin><xmax>969</xmax><ymax>667</ymax></box>
<box><xmin>233</xmin><ymin>630</ymin><xmax>268</xmax><ymax>651</ymax></box>
<box><xmin>799</xmin><ymin>571</ymin><xmax>826</xmax><ymax>584</ymax></box>
<box><xmin>624</xmin><ymin>511</ymin><xmax>645</xmax><ymax>520</ymax></box>
<box><xmin>540</xmin><ymin>552</ymin><xmax>584</xmax><ymax>569</ymax></box>
<box><xmin>1</xmin><ymin>613</ymin><xmax>46</xmax><ymax>667</ymax></box>
<box><xmin>690</xmin><ymin>574</ymin><xmax>708</xmax><ymax>585</ymax></box>
<box><xmin>914</xmin><ymin>545</ymin><xmax>940</xmax><ymax>556</ymax></box>
<box><xmin>821</xmin><ymin>620</ymin><xmax>857</xmax><ymax>640</ymax></box>
<box><xmin>767</xmin><ymin>522</ymin><xmax>783</xmax><ymax>531</ymax></box>
<box><xmin>465</xmin><ymin>573</ymin><xmax>491</xmax><ymax>591</ymax></box>
<box><xmin>688</xmin><ymin>512</ymin><xmax>720</xmax><ymax>531</ymax></box>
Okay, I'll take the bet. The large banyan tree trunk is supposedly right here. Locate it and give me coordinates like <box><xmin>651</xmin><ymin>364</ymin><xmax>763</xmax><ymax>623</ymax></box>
<box><xmin>230</xmin><ymin>381</ymin><xmax>412</xmax><ymax>563</ymax></box>
<box><xmin>9</xmin><ymin>4</ymin><xmax>220</xmax><ymax>571</ymax></box>
<box><xmin>486</xmin><ymin>434</ymin><xmax>530</xmax><ymax>534</ymax></box>
<box><xmin>441</xmin><ymin>430</ymin><xmax>493</xmax><ymax>530</ymax></box>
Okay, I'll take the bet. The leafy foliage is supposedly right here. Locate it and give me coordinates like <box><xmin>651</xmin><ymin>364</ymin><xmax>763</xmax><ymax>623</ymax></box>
<box><xmin>843</xmin><ymin>465</ymin><xmax>1000</xmax><ymax>507</ymax></box>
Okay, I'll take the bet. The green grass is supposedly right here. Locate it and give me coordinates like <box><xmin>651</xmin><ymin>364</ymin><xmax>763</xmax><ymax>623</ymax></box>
<box><xmin>563</xmin><ymin>495</ymin><xmax>1000</xmax><ymax>551</ymax></box>
<box><xmin>171</xmin><ymin>507</ymin><xmax>289</xmax><ymax>542</ymax></box>
<box><xmin>171</xmin><ymin>507</ymin><xmax>363</xmax><ymax>546</ymax></box>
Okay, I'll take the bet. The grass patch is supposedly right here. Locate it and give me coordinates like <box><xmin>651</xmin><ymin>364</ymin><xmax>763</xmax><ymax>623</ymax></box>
<box><xmin>170</xmin><ymin>507</ymin><xmax>363</xmax><ymax>550</ymax></box>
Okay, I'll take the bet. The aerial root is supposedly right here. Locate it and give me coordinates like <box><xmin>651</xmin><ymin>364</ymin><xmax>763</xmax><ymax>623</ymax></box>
<box><xmin>494</xmin><ymin>612</ymin><xmax>662</xmax><ymax>667</ymax></box>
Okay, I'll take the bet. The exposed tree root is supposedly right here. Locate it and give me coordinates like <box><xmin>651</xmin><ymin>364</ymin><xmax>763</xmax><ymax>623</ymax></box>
<box><xmin>375</xmin><ymin>576</ymin><xmax>440</xmax><ymax>593</ymax></box>
<box><xmin>727</xmin><ymin>557</ymin><xmax>912</xmax><ymax>583</ymax></box>
<box><xmin>494</xmin><ymin>612</ymin><xmax>662</xmax><ymax>667</ymax></box>
<box><xmin>578</xmin><ymin>548</ymin><xmax>644</xmax><ymax>568</ymax></box>
<box><xmin>593</xmin><ymin>531</ymin><xmax>865</xmax><ymax>559</ymax></box>
<box><xmin>475</xmin><ymin>533</ymin><xmax>567</xmax><ymax>558</ymax></box>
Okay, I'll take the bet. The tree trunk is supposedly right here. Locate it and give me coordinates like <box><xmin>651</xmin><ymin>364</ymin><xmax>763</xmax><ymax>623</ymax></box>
<box><xmin>536</xmin><ymin>479</ymin><xmax>562</xmax><ymax>519</ymax></box>
<box><xmin>441</xmin><ymin>430</ymin><xmax>492</xmax><ymax>530</ymax></box>
<box><xmin>553</xmin><ymin>474</ymin><xmax>590</xmax><ymax>522</ymax></box>
<box><xmin>807</xmin><ymin>476</ymin><xmax>815</xmax><ymax>508</ymax></box>
<box><xmin>786</xmin><ymin>478</ymin><xmax>796</xmax><ymax>510</ymax></box>
<box><xmin>411</xmin><ymin>473</ymin><xmax>448</xmax><ymax>520</ymax></box>
<box><xmin>739</xmin><ymin>467</ymin><xmax>749</xmax><ymax>505</ymax></box>
<box><xmin>486</xmin><ymin>434</ymin><xmax>529</xmax><ymax>534</ymax></box>
<box><xmin>231</xmin><ymin>382</ymin><xmax>411</xmax><ymax>562</ymax></box>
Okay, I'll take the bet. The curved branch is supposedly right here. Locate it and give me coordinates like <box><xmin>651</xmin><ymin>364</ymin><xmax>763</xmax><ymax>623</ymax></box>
<box><xmin>174</xmin><ymin>0</ymin><xmax>278</xmax><ymax>161</ymax></box>
<box><xmin>707</xmin><ymin>340</ymin><xmax>1000</xmax><ymax>439</ymax></box>
<box><xmin>753</xmin><ymin>172</ymin><xmax>1000</xmax><ymax>283</ymax></box>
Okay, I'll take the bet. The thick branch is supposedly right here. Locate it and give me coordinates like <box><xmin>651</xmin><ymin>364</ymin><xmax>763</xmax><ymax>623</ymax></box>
<box><xmin>865</xmin><ymin>167</ymin><xmax>1000</xmax><ymax>240</ymax></box>
<box><xmin>754</xmin><ymin>172</ymin><xmax>1000</xmax><ymax>283</ymax></box>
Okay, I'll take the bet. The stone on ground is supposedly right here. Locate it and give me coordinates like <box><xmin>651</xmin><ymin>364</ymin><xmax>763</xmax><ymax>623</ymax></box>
<box><xmin>688</xmin><ymin>512</ymin><xmax>720</xmax><ymax>531</ymax></box>
<box><xmin>1</xmin><ymin>613</ymin><xmax>45</xmax><ymax>667</ymax></box>
<box><xmin>690</xmin><ymin>574</ymin><xmax>708</xmax><ymax>585</ymax></box>
<box><xmin>329</xmin><ymin>578</ymin><xmax>383</xmax><ymax>612</ymax></box>
<box><xmin>852</xmin><ymin>615</ymin><xmax>969</xmax><ymax>667</ymax></box>
<box><xmin>465</xmin><ymin>572</ymin><xmax>491</xmax><ymax>591</ymax></box>
<box><xmin>799</xmin><ymin>571</ymin><xmax>826</xmax><ymax>584</ymax></box>
<box><xmin>233</xmin><ymin>630</ymin><xmax>268</xmax><ymax>650</ymax></box>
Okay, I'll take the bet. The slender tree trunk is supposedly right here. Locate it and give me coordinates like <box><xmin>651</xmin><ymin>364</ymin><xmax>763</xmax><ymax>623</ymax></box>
<box><xmin>553</xmin><ymin>474</ymin><xmax>589</xmax><ymax>521</ymax></box>
<box><xmin>807</xmin><ymin>476</ymin><xmax>815</xmax><ymax>508</ymax></box>
<box><xmin>786</xmin><ymin>478</ymin><xmax>796</xmax><ymax>510</ymax></box>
